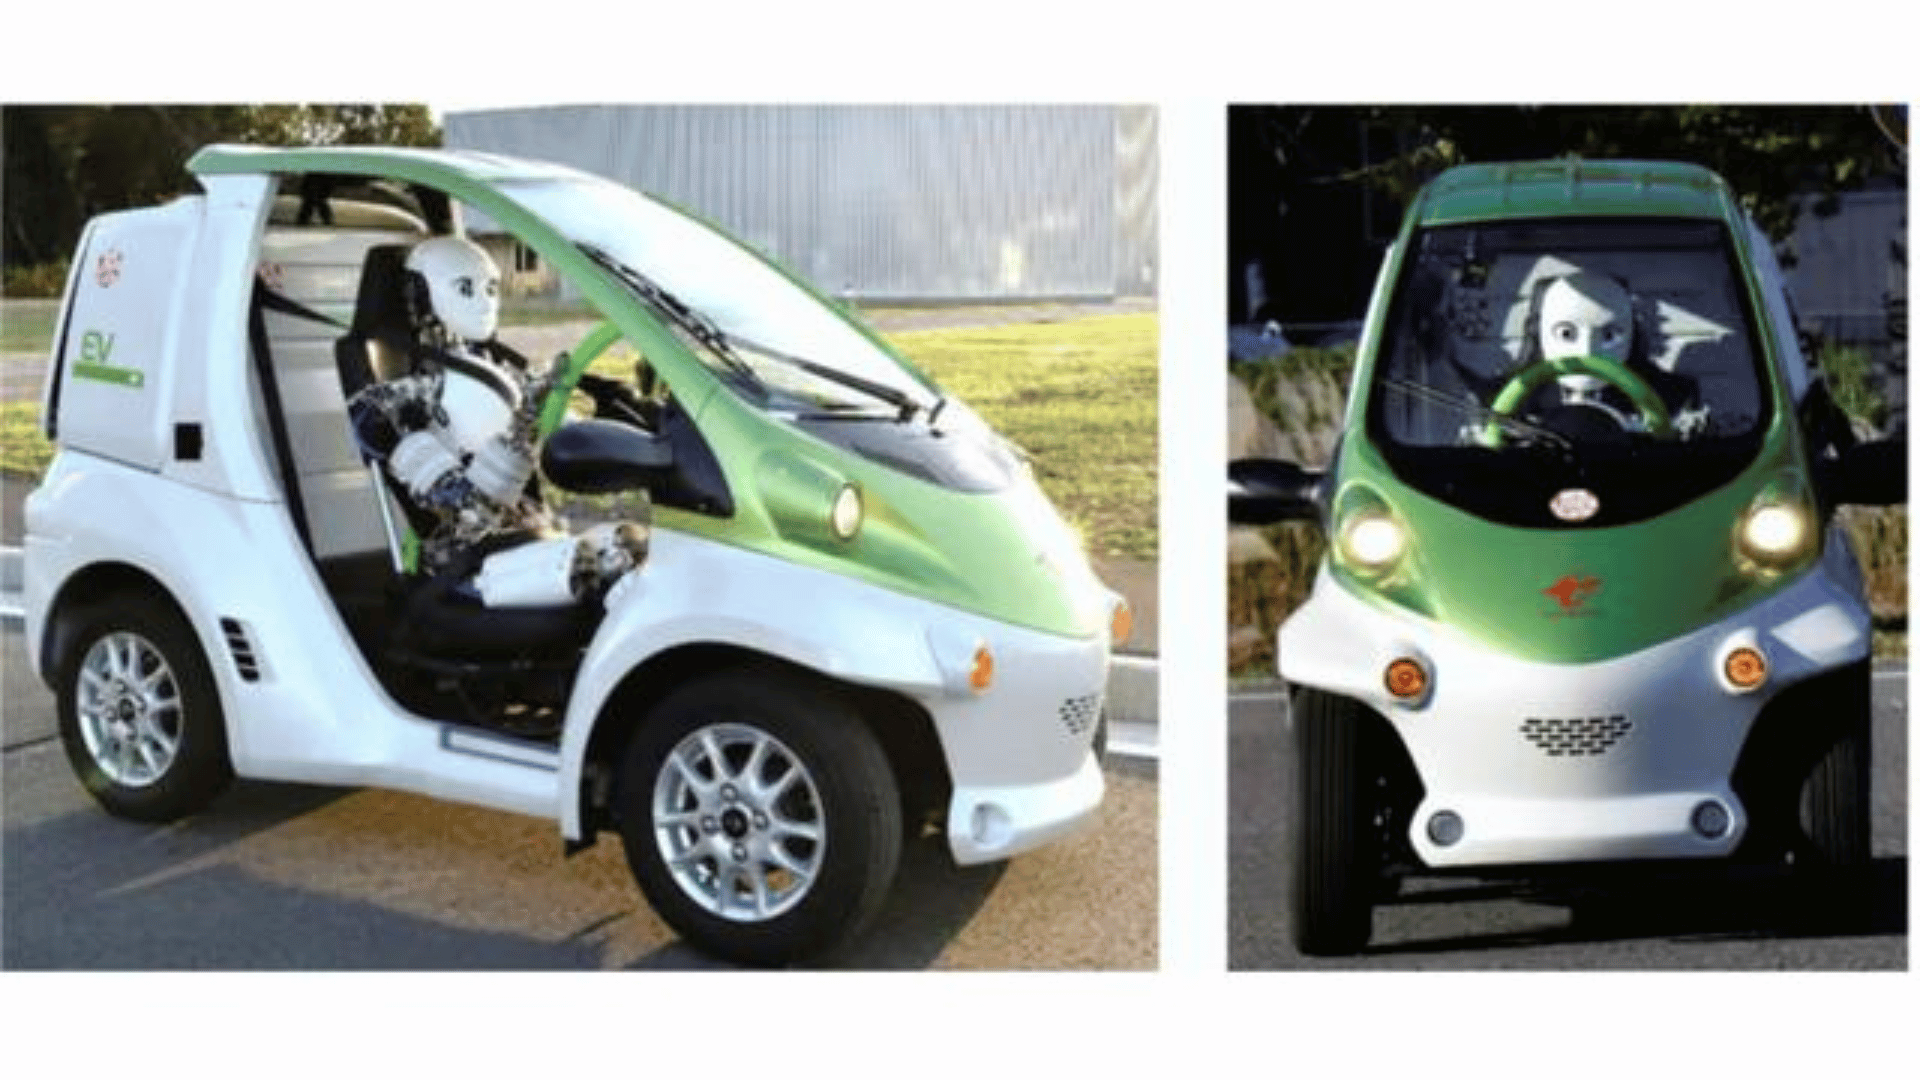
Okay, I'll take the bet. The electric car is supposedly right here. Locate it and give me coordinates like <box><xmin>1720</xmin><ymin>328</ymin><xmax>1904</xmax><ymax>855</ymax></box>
<box><xmin>1229</xmin><ymin>159</ymin><xmax>1904</xmax><ymax>955</ymax></box>
<box><xmin>24</xmin><ymin>144</ymin><xmax>1126</xmax><ymax>966</ymax></box>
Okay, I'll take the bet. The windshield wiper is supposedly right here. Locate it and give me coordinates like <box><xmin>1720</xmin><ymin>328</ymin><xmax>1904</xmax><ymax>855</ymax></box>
<box><xmin>581</xmin><ymin>244</ymin><xmax>765</xmax><ymax>392</ymax></box>
<box><xmin>1378</xmin><ymin>378</ymin><xmax>1571</xmax><ymax>451</ymax></box>
<box><xmin>726</xmin><ymin>330</ymin><xmax>925</xmax><ymax>422</ymax></box>
<box><xmin>583</xmin><ymin>243</ymin><xmax>924</xmax><ymax>422</ymax></box>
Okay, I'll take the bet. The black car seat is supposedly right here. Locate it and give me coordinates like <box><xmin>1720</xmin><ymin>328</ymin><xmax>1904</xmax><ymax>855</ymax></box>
<box><xmin>335</xmin><ymin>244</ymin><xmax>417</xmax><ymax>399</ymax></box>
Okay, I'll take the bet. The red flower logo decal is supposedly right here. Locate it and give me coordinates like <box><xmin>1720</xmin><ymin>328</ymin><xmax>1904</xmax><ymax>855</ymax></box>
<box><xmin>1544</xmin><ymin>574</ymin><xmax>1602</xmax><ymax>612</ymax></box>
<box><xmin>95</xmin><ymin>249</ymin><xmax>124</xmax><ymax>288</ymax></box>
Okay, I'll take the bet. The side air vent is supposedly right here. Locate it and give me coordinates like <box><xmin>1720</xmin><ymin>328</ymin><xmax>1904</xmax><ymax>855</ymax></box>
<box><xmin>219</xmin><ymin>617</ymin><xmax>263</xmax><ymax>682</ymax></box>
<box><xmin>1520</xmin><ymin>714</ymin><xmax>1631</xmax><ymax>758</ymax></box>
<box><xmin>1059</xmin><ymin>693</ymin><xmax>1102</xmax><ymax>738</ymax></box>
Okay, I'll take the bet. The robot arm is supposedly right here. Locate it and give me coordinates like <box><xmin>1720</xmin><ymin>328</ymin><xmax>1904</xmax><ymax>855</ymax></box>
<box><xmin>348</xmin><ymin>373</ymin><xmax>483</xmax><ymax>512</ymax></box>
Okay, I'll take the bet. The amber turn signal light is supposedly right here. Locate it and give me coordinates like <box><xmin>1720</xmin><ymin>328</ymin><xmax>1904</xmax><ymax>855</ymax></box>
<box><xmin>1384</xmin><ymin>657</ymin><xmax>1428</xmax><ymax>700</ymax></box>
<box><xmin>1724</xmin><ymin>647</ymin><xmax>1767</xmax><ymax>690</ymax></box>
<box><xmin>969</xmin><ymin>645</ymin><xmax>995</xmax><ymax>693</ymax></box>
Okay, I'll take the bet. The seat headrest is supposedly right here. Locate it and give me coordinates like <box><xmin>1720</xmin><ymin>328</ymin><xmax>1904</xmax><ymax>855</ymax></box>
<box><xmin>352</xmin><ymin>244</ymin><xmax>416</xmax><ymax>340</ymax></box>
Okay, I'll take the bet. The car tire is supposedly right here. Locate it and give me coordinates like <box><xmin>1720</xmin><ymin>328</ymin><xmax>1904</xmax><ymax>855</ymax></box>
<box><xmin>1783</xmin><ymin>663</ymin><xmax>1873</xmax><ymax>925</ymax></box>
<box><xmin>1289</xmin><ymin>687</ymin><xmax>1377</xmax><ymax>957</ymax></box>
<box><xmin>1799</xmin><ymin>661</ymin><xmax>1872</xmax><ymax>869</ymax></box>
<box><xmin>55</xmin><ymin>599</ymin><xmax>234</xmax><ymax>822</ymax></box>
<box><xmin>1801</xmin><ymin>713</ymin><xmax>1871</xmax><ymax>869</ymax></box>
<box><xmin>617</xmin><ymin>669</ymin><xmax>903</xmax><ymax>967</ymax></box>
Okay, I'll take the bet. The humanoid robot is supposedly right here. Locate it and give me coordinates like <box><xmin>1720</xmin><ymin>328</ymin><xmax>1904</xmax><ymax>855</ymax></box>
<box><xmin>1533</xmin><ymin>271</ymin><xmax>1707</xmax><ymax>437</ymax></box>
<box><xmin>348</xmin><ymin>236</ymin><xmax>647</xmax><ymax>610</ymax></box>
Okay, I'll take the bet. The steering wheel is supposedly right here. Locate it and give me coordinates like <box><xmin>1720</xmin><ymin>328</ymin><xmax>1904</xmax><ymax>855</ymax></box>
<box><xmin>536</xmin><ymin>320</ymin><xmax>626</xmax><ymax>437</ymax></box>
<box><xmin>1484</xmin><ymin>353</ymin><xmax>1673</xmax><ymax>446</ymax></box>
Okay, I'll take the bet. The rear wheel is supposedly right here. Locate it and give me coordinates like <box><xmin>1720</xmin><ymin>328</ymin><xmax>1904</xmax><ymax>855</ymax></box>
<box><xmin>55</xmin><ymin>600</ymin><xmax>233</xmax><ymax>822</ymax></box>
<box><xmin>1289</xmin><ymin>688</ymin><xmax>1379</xmax><ymax>956</ymax></box>
<box><xmin>617</xmin><ymin>669</ymin><xmax>903</xmax><ymax>967</ymax></box>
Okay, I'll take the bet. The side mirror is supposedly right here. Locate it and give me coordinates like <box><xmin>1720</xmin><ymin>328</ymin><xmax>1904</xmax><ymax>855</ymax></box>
<box><xmin>1817</xmin><ymin>439</ymin><xmax>1907</xmax><ymax>507</ymax></box>
<box><xmin>541</xmin><ymin>418</ymin><xmax>675</xmax><ymax>495</ymax></box>
<box><xmin>1229</xmin><ymin>458</ymin><xmax>1324</xmax><ymax>524</ymax></box>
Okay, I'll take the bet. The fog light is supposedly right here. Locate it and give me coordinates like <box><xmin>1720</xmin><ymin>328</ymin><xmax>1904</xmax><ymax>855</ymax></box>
<box><xmin>1384</xmin><ymin>657</ymin><xmax>1428</xmax><ymax>700</ymax></box>
<box><xmin>1427</xmin><ymin>810</ymin><xmax>1464</xmax><ymax>847</ymax></box>
<box><xmin>1724</xmin><ymin>646</ymin><xmax>1768</xmax><ymax>690</ymax></box>
<box><xmin>1691</xmin><ymin>800</ymin><xmax>1730</xmax><ymax>840</ymax></box>
<box><xmin>970</xmin><ymin>803</ymin><xmax>1012</xmax><ymax>850</ymax></box>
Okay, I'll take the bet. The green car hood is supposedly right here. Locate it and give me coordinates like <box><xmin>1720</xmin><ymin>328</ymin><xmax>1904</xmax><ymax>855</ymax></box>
<box><xmin>1331</xmin><ymin>418</ymin><xmax>1813</xmax><ymax>664</ymax></box>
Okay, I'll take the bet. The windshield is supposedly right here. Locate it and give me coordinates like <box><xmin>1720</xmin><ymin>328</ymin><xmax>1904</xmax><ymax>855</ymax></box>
<box><xmin>1366</xmin><ymin>217</ymin><xmax>1773</xmax><ymax>527</ymax></box>
<box><xmin>503</xmin><ymin>176</ymin><xmax>940</xmax><ymax>416</ymax></box>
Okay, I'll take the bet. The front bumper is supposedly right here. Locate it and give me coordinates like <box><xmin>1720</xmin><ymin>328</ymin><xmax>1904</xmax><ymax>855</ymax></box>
<box><xmin>1279</xmin><ymin>550</ymin><xmax>1869</xmax><ymax>868</ymax></box>
<box><xmin>922</xmin><ymin>615</ymin><xmax>1109</xmax><ymax>865</ymax></box>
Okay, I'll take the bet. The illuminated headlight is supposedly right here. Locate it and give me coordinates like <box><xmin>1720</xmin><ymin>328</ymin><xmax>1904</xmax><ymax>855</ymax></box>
<box><xmin>830</xmin><ymin>484</ymin><xmax>863</xmax><ymax>540</ymax></box>
<box><xmin>1339</xmin><ymin>513</ymin><xmax>1405</xmax><ymax>570</ymax></box>
<box><xmin>1739</xmin><ymin>501</ymin><xmax>1810</xmax><ymax>567</ymax></box>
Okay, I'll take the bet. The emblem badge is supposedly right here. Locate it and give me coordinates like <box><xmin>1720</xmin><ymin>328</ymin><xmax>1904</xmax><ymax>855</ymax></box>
<box><xmin>1550</xmin><ymin>488</ymin><xmax>1599</xmax><ymax>522</ymax></box>
<box><xmin>1544</xmin><ymin>574</ymin><xmax>1602</xmax><ymax>613</ymax></box>
<box><xmin>95</xmin><ymin>249</ymin><xmax>123</xmax><ymax>288</ymax></box>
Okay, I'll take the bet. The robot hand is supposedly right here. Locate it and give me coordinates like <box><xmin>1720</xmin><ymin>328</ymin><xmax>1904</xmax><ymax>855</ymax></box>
<box><xmin>572</xmin><ymin>521</ymin><xmax>651</xmax><ymax>594</ymax></box>
<box><xmin>390</xmin><ymin>430</ymin><xmax>466</xmax><ymax>502</ymax></box>
<box><xmin>576</xmin><ymin>373</ymin><xmax>656</xmax><ymax>427</ymax></box>
<box><xmin>468</xmin><ymin>433</ymin><xmax>537</xmax><ymax>506</ymax></box>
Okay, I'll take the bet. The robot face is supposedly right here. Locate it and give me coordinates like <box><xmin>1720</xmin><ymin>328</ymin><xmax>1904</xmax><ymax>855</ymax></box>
<box><xmin>1539</xmin><ymin>274</ymin><xmax>1633</xmax><ymax>362</ymax></box>
<box><xmin>407</xmin><ymin>236</ymin><xmax>501</xmax><ymax>342</ymax></box>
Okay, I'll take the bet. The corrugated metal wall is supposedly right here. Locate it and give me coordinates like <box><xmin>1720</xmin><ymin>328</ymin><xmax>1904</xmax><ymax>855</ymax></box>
<box><xmin>444</xmin><ymin>104</ymin><xmax>1157</xmax><ymax>302</ymax></box>
<box><xmin>1785</xmin><ymin>189</ymin><xmax>1905</xmax><ymax>345</ymax></box>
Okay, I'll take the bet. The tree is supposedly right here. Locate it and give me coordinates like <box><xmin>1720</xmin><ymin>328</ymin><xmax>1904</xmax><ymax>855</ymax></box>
<box><xmin>1228</xmin><ymin>104</ymin><xmax>1908</xmax><ymax>327</ymax></box>
<box><xmin>3</xmin><ymin>104</ymin><xmax>441</xmax><ymax>271</ymax></box>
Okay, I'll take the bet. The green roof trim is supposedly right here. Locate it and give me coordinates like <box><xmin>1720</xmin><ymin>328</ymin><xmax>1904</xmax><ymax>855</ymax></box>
<box><xmin>1411</xmin><ymin>159</ymin><xmax>1741</xmax><ymax>227</ymax></box>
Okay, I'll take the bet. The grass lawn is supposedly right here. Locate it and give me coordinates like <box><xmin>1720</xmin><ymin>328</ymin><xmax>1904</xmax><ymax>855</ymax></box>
<box><xmin>2</xmin><ymin>400</ymin><xmax>53</xmax><ymax>476</ymax></box>
<box><xmin>1</xmin><ymin>299</ymin><xmax>60</xmax><ymax>352</ymax></box>
<box><xmin>889</xmin><ymin>313</ymin><xmax>1158</xmax><ymax>559</ymax></box>
<box><xmin>1</xmin><ymin>309</ymin><xmax>1161</xmax><ymax>561</ymax></box>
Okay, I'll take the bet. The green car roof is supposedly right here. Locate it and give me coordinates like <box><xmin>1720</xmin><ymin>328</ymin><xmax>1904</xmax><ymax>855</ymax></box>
<box><xmin>1411</xmin><ymin>159</ymin><xmax>1742</xmax><ymax>227</ymax></box>
<box><xmin>189</xmin><ymin>143</ymin><xmax>590</xmax><ymax>186</ymax></box>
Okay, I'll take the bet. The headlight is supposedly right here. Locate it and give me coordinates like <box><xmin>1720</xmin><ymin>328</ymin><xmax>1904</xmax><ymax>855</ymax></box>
<box><xmin>1738</xmin><ymin>500</ymin><xmax>1811</xmax><ymax>568</ymax></box>
<box><xmin>830</xmin><ymin>483</ymin><xmax>863</xmax><ymax>540</ymax></box>
<box><xmin>1339</xmin><ymin>512</ymin><xmax>1406</xmax><ymax>570</ymax></box>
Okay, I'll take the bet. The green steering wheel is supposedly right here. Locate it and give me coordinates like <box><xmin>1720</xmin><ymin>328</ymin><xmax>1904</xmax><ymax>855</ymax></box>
<box><xmin>1484</xmin><ymin>353</ymin><xmax>1673</xmax><ymax>446</ymax></box>
<box><xmin>535</xmin><ymin>320</ymin><xmax>625</xmax><ymax>438</ymax></box>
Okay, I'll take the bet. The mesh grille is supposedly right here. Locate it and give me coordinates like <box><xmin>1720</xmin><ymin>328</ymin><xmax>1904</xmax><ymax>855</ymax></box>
<box><xmin>1059</xmin><ymin>693</ymin><xmax>1102</xmax><ymax>737</ymax></box>
<box><xmin>1520</xmin><ymin>714</ymin><xmax>1631</xmax><ymax>757</ymax></box>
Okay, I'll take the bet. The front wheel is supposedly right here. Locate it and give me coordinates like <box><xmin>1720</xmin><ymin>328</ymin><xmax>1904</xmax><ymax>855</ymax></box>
<box><xmin>617</xmin><ymin>670</ymin><xmax>903</xmax><ymax>967</ymax></box>
<box><xmin>1797</xmin><ymin>668</ymin><xmax>1872</xmax><ymax>921</ymax></box>
<box><xmin>1289</xmin><ymin>688</ymin><xmax>1379</xmax><ymax>957</ymax></box>
<box><xmin>55</xmin><ymin>600</ymin><xmax>233</xmax><ymax>822</ymax></box>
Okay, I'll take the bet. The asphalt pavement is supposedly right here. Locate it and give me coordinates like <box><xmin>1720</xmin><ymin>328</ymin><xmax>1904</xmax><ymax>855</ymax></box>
<box><xmin>1228</xmin><ymin>672</ymin><xmax>1909</xmax><ymax>970</ymax></box>
<box><xmin>2</xmin><ymin>627</ymin><xmax>1156</xmax><ymax>970</ymax></box>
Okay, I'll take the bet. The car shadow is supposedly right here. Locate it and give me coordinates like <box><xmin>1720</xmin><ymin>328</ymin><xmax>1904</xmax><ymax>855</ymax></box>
<box><xmin>3</xmin><ymin>780</ymin><xmax>615</xmax><ymax>970</ymax></box>
<box><xmin>1364</xmin><ymin>856</ymin><xmax>1907</xmax><ymax>959</ymax></box>
<box><xmin>623</xmin><ymin>834</ymin><xmax>1011</xmax><ymax>971</ymax></box>
<box><xmin>6</xmin><ymin>771</ymin><xmax>1015</xmax><ymax>972</ymax></box>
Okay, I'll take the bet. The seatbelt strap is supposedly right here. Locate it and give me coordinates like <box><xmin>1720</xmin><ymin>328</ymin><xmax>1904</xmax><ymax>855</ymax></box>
<box><xmin>248</xmin><ymin>282</ymin><xmax>315</xmax><ymax>553</ymax></box>
<box><xmin>257</xmin><ymin>284</ymin><xmax>349</xmax><ymax>331</ymax></box>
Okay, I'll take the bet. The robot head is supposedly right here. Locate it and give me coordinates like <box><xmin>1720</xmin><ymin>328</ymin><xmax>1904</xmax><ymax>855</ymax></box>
<box><xmin>1538</xmin><ymin>273</ymin><xmax>1633</xmax><ymax>363</ymax></box>
<box><xmin>406</xmin><ymin>236</ymin><xmax>501</xmax><ymax>343</ymax></box>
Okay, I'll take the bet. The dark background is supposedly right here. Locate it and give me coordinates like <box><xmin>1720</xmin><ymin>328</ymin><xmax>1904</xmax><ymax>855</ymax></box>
<box><xmin>1227</xmin><ymin>105</ymin><xmax>1907</xmax><ymax>337</ymax></box>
